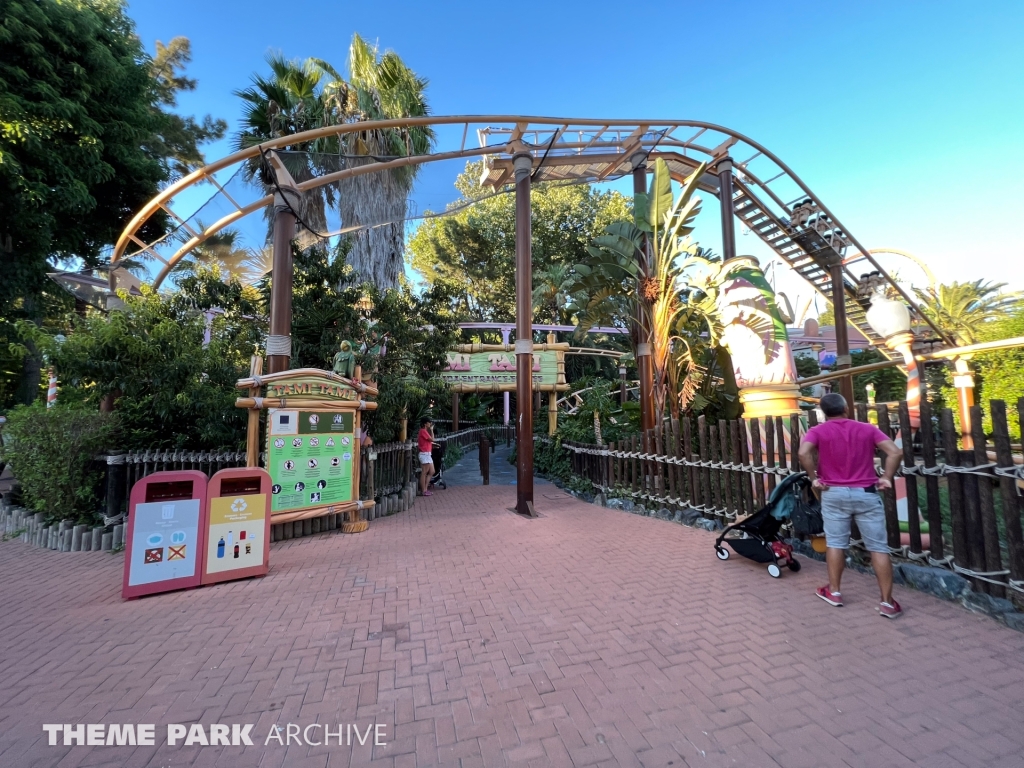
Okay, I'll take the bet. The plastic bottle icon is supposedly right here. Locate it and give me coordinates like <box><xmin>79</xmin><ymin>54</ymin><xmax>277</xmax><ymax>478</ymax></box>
<box><xmin>227</xmin><ymin>530</ymin><xmax>233</xmax><ymax>548</ymax></box>
<box><xmin>233</xmin><ymin>544</ymin><xmax>240</xmax><ymax>559</ymax></box>
<box><xmin>217</xmin><ymin>537</ymin><xmax>225</xmax><ymax>558</ymax></box>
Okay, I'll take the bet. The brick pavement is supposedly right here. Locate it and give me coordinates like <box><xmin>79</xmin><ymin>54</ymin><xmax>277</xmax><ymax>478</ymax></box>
<box><xmin>1</xmin><ymin>483</ymin><xmax>1023</xmax><ymax>768</ymax></box>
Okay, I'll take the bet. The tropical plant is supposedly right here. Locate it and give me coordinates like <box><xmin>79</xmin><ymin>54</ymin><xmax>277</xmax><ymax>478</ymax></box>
<box><xmin>0</xmin><ymin>402</ymin><xmax>118</xmax><ymax>524</ymax></box>
<box><xmin>913</xmin><ymin>280</ymin><xmax>1023</xmax><ymax>346</ymax></box>
<box><xmin>568</xmin><ymin>158</ymin><xmax>725</xmax><ymax>424</ymax></box>
<box><xmin>170</xmin><ymin>229</ymin><xmax>272</xmax><ymax>285</ymax></box>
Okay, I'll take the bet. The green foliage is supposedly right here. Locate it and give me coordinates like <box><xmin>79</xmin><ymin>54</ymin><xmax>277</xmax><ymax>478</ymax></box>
<box><xmin>913</xmin><ymin>280</ymin><xmax>1023</xmax><ymax>346</ymax></box>
<box><xmin>0</xmin><ymin>402</ymin><xmax>117</xmax><ymax>523</ymax></box>
<box><xmin>973</xmin><ymin>309</ymin><xmax>1024</xmax><ymax>436</ymax></box>
<box><xmin>568</xmin><ymin>159</ymin><xmax>729</xmax><ymax>419</ymax></box>
<box><xmin>850</xmin><ymin>349</ymin><xmax>907</xmax><ymax>403</ymax></box>
<box><xmin>44</xmin><ymin>277</ymin><xmax>259</xmax><ymax>449</ymax></box>
<box><xmin>281</xmin><ymin>243</ymin><xmax>461</xmax><ymax>443</ymax></box>
<box><xmin>555</xmin><ymin>378</ymin><xmax>638</xmax><ymax>445</ymax></box>
<box><xmin>0</xmin><ymin>1</ymin><xmax>223</xmax><ymax>317</ymax></box>
<box><xmin>408</xmin><ymin>161</ymin><xmax>631</xmax><ymax>321</ymax></box>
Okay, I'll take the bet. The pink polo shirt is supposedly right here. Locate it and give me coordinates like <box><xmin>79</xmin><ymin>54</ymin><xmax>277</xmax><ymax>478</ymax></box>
<box><xmin>801</xmin><ymin>418</ymin><xmax>890</xmax><ymax>487</ymax></box>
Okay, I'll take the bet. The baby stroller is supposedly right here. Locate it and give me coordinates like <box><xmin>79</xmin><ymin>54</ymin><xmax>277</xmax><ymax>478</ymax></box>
<box><xmin>428</xmin><ymin>441</ymin><xmax>447</xmax><ymax>490</ymax></box>
<box><xmin>714</xmin><ymin>472</ymin><xmax>816</xmax><ymax>578</ymax></box>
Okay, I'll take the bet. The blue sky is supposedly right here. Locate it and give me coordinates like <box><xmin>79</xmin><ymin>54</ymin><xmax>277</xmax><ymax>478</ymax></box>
<box><xmin>128</xmin><ymin>0</ymin><xmax>1024</xmax><ymax>305</ymax></box>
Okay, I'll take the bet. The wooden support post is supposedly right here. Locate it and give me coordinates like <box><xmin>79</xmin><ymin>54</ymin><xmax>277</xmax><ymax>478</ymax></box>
<box><xmin>246</xmin><ymin>355</ymin><xmax>263</xmax><ymax>467</ymax></box>
<box><xmin>876</xmin><ymin>404</ymin><xmax>901</xmax><ymax>550</ymax></box>
<box><xmin>513</xmin><ymin>152</ymin><xmax>535</xmax><ymax>517</ymax></box>
<box><xmin>898</xmin><ymin>401</ymin><xmax>923</xmax><ymax>554</ymax></box>
<box><xmin>451</xmin><ymin>391</ymin><xmax>460</xmax><ymax>432</ymax></box>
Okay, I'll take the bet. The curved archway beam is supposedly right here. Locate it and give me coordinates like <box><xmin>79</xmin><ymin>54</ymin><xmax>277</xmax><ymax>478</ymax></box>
<box><xmin>115</xmin><ymin>114</ymin><xmax>948</xmax><ymax>345</ymax></box>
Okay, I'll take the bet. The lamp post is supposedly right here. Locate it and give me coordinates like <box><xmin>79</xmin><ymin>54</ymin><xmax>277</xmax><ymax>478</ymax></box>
<box><xmin>864</xmin><ymin>286</ymin><xmax>920</xmax><ymax>433</ymax></box>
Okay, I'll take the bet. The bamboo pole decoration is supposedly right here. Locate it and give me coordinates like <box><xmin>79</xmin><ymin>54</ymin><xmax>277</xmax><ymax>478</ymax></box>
<box><xmin>235</xmin><ymin>397</ymin><xmax>378</xmax><ymax>411</ymax></box>
<box><xmin>246</xmin><ymin>355</ymin><xmax>263</xmax><ymax>468</ymax></box>
<box><xmin>234</xmin><ymin>368</ymin><xmax>379</xmax><ymax>398</ymax></box>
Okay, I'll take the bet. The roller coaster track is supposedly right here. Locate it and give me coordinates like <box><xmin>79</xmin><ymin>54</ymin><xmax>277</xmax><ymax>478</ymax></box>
<box><xmin>113</xmin><ymin>116</ymin><xmax>951</xmax><ymax>355</ymax></box>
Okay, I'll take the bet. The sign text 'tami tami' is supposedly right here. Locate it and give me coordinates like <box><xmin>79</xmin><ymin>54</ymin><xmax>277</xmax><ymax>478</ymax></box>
<box><xmin>266</xmin><ymin>380</ymin><xmax>358</xmax><ymax>400</ymax></box>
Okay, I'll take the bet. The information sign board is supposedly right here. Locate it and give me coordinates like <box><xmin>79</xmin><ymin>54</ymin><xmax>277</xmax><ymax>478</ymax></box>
<box><xmin>267</xmin><ymin>409</ymin><xmax>356</xmax><ymax>515</ymax></box>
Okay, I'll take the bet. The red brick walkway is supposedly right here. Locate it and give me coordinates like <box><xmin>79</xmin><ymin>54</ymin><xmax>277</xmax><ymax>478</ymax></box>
<box><xmin>1</xmin><ymin>485</ymin><xmax>1023</xmax><ymax>768</ymax></box>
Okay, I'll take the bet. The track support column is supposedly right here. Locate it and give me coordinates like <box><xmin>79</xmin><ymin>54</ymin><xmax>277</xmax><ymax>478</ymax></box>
<box><xmin>829</xmin><ymin>263</ymin><xmax>856</xmax><ymax>408</ymax></box>
<box><xmin>716</xmin><ymin>157</ymin><xmax>737</xmax><ymax>263</ymax></box>
<box><xmin>265</xmin><ymin>152</ymin><xmax>300</xmax><ymax>374</ymax></box>
<box><xmin>513</xmin><ymin>153</ymin><xmax>537</xmax><ymax>517</ymax></box>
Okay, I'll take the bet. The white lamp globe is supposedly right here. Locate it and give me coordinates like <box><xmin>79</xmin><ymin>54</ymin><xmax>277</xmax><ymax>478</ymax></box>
<box><xmin>866</xmin><ymin>289</ymin><xmax>911</xmax><ymax>339</ymax></box>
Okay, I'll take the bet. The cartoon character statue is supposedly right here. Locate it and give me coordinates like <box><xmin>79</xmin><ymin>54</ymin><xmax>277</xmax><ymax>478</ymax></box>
<box><xmin>332</xmin><ymin>340</ymin><xmax>356</xmax><ymax>379</ymax></box>
<box><xmin>717</xmin><ymin>256</ymin><xmax>801</xmax><ymax>418</ymax></box>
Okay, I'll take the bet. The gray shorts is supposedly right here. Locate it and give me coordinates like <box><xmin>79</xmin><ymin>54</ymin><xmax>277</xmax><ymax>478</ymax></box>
<box><xmin>820</xmin><ymin>486</ymin><xmax>889</xmax><ymax>553</ymax></box>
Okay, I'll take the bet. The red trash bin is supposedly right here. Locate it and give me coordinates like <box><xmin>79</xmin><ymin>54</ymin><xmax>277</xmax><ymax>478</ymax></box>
<box><xmin>122</xmin><ymin>470</ymin><xmax>208</xmax><ymax>600</ymax></box>
<box><xmin>202</xmin><ymin>467</ymin><xmax>272</xmax><ymax>585</ymax></box>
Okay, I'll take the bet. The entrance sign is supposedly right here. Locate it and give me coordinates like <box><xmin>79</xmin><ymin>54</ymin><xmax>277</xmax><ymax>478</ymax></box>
<box><xmin>234</xmin><ymin>367</ymin><xmax>377</xmax><ymax>525</ymax></box>
<box><xmin>202</xmin><ymin>467</ymin><xmax>272</xmax><ymax>585</ymax></box>
<box><xmin>123</xmin><ymin>470</ymin><xmax>208</xmax><ymax>599</ymax></box>
<box><xmin>440</xmin><ymin>343</ymin><xmax>570</xmax><ymax>393</ymax></box>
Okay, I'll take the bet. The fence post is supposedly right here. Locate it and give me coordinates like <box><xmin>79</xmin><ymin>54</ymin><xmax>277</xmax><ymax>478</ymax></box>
<box><xmin>479</xmin><ymin>434</ymin><xmax>490</xmax><ymax>485</ymax></box>
<box><xmin>105</xmin><ymin>453</ymin><xmax>126</xmax><ymax>522</ymax></box>
<box><xmin>748</xmin><ymin>418</ymin><xmax>766</xmax><ymax>509</ymax></box>
<box><xmin>717</xmin><ymin>420</ymin><xmax>734</xmax><ymax>519</ymax></box>
<box><xmin>959</xmin><ymin>446</ymin><xmax>989</xmax><ymax>593</ymax></box>
<box><xmin>971</xmin><ymin>405</ymin><xmax>1004</xmax><ymax>598</ymax></box>
<box><xmin>874</xmin><ymin>404</ymin><xmax>901</xmax><ymax>550</ymax></box>
<box><xmin>940</xmin><ymin>409</ymin><xmax>977</xmax><ymax>589</ymax></box>
<box><xmin>682</xmin><ymin>418</ymin><xmax>697</xmax><ymax>510</ymax></box>
<box><xmin>919</xmin><ymin>400</ymin><xmax>944</xmax><ymax>560</ymax></box>
<box><xmin>992</xmin><ymin>400</ymin><xmax>1024</xmax><ymax>586</ymax></box>
<box><xmin>898</xmin><ymin>401</ymin><xmax>923</xmax><ymax>555</ymax></box>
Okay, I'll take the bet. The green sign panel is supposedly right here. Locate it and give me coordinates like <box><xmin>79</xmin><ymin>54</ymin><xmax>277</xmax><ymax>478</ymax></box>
<box><xmin>267</xmin><ymin>409</ymin><xmax>355</xmax><ymax>514</ymax></box>
<box><xmin>441</xmin><ymin>349</ymin><xmax>560</xmax><ymax>389</ymax></box>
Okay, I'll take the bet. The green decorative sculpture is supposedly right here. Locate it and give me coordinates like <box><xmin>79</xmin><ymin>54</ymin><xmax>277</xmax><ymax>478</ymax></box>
<box><xmin>332</xmin><ymin>340</ymin><xmax>356</xmax><ymax>378</ymax></box>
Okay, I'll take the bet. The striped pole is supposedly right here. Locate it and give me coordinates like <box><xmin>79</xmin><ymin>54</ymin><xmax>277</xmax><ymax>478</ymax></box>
<box><xmin>46</xmin><ymin>368</ymin><xmax>57</xmax><ymax>408</ymax></box>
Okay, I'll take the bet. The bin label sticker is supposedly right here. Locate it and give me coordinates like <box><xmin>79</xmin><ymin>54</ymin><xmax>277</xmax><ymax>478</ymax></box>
<box><xmin>206</xmin><ymin>494</ymin><xmax>267</xmax><ymax>576</ymax></box>
<box><xmin>128</xmin><ymin>499</ymin><xmax>200</xmax><ymax>586</ymax></box>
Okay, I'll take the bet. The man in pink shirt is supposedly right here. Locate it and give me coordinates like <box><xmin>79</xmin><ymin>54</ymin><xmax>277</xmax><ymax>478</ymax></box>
<box><xmin>798</xmin><ymin>393</ymin><xmax>905</xmax><ymax>618</ymax></box>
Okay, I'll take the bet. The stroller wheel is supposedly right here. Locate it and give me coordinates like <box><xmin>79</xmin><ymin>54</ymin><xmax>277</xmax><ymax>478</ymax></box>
<box><xmin>788</xmin><ymin>559</ymin><xmax>801</xmax><ymax>572</ymax></box>
<box><xmin>715</xmin><ymin>546</ymin><xmax>730</xmax><ymax>561</ymax></box>
<box><xmin>767</xmin><ymin>563</ymin><xmax>782</xmax><ymax>578</ymax></box>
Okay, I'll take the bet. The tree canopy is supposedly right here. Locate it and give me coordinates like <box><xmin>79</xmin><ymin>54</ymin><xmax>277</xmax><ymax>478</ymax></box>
<box><xmin>0</xmin><ymin>0</ymin><xmax>224</xmax><ymax>404</ymax></box>
<box><xmin>408</xmin><ymin>162</ymin><xmax>631</xmax><ymax>322</ymax></box>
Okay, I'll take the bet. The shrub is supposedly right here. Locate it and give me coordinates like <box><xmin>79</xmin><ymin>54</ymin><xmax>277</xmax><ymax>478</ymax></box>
<box><xmin>0</xmin><ymin>402</ymin><xmax>118</xmax><ymax>524</ymax></box>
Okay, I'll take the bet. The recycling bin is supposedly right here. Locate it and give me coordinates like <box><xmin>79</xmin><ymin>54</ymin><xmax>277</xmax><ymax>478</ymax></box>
<box><xmin>122</xmin><ymin>470</ymin><xmax>208</xmax><ymax>600</ymax></box>
<box><xmin>201</xmin><ymin>467</ymin><xmax>272</xmax><ymax>585</ymax></box>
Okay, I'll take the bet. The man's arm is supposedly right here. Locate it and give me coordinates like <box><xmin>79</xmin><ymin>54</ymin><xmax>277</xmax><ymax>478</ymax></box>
<box><xmin>798</xmin><ymin>441</ymin><xmax>825</xmax><ymax>491</ymax></box>
<box><xmin>875</xmin><ymin>439</ymin><xmax>903</xmax><ymax>490</ymax></box>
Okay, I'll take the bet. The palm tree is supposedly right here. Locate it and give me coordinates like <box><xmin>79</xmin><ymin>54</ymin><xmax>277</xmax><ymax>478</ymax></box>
<box><xmin>913</xmin><ymin>280</ymin><xmax>1023</xmax><ymax>346</ymax></box>
<box><xmin>332</xmin><ymin>34</ymin><xmax>434</xmax><ymax>288</ymax></box>
<box><xmin>234</xmin><ymin>38</ymin><xmax>433</xmax><ymax>289</ymax></box>
<box><xmin>170</xmin><ymin>229</ymin><xmax>271</xmax><ymax>286</ymax></box>
<box><xmin>532</xmin><ymin>264</ymin><xmax>575</xmax><ymax>324</ymax></box>
<box><xmin>234</xmin><ymin>54</ymin><xmax>345</xmax><ymax>246</ymax></box>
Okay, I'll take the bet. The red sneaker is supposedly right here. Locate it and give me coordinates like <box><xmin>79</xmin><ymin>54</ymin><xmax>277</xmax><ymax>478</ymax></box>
<box><xmin>816</xmin><ymin>585</ymin><xmax>843</xmax><ymax>607</ymax></box>
<box><xmin>878</xmin><ymin>600</ymin><xmax>903</xmax><ymax>619</ymax></box>
<box><xmin>423</xmin><ymin>491</ymin><xmax>433</xmax><ymax>497</ymax></box>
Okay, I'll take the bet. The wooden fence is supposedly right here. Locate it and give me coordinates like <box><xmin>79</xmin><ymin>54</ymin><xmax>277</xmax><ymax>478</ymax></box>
<box><xmin>102</xmin><ymin>424</ymin><xmax>516</xmax><ymax>516</ymax></box>
<box><xmin>562</xmin><ymin>398</ymin><xmax>1024</xmax><ymax>599</ymax></box>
